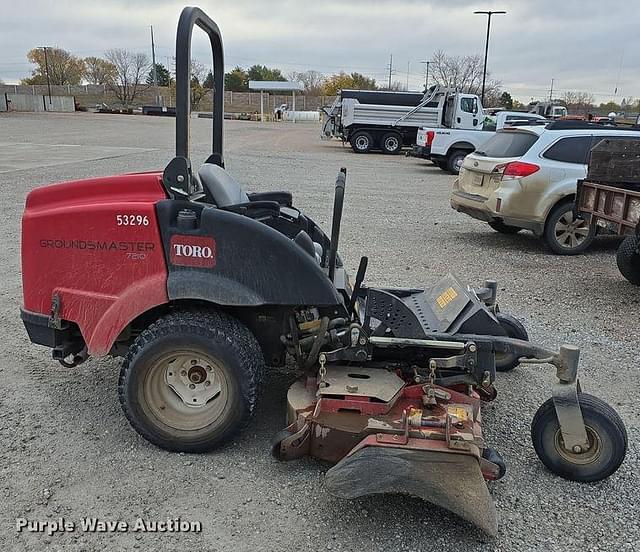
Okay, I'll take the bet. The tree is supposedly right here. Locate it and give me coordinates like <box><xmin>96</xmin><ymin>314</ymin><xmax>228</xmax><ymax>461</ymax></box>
<box><xmin>146</xmin><ymin>63</ymin><xmax>172</xmax><ymax>86</ymax></box>
<box><xmin>224</xmin><ymin>66</ymin><xmax>248</xmax><ymax>91</ymax></box>
<box><xmin>322</xmin><ymin>71</ymin><xmax>377</xmax><ymax>95</ymax></box>
<box><xmin>430</xmin><ymin>50</ymin><xmax>501</xmax><ymax>102</ymax></box>
<box><xmin>562</xmin><ymin>91</ymin><xmax>595</xmax><ymax>114</ymax></box>
<box><xmin>499</xmin><ymin>91</ymin><xmax>513</xmax><ymax>109</ymax></box>
<box><xmin>84</xmin><ymin>57</ymin><xmax>116</xmax><ymax>85</ymax></box>
<box><xmin>289</xmin><ymin>70</ymin><xmax>326</xmax><ymax>95</ymax></box>
<box><xmin>22</xmin><ymin>47</ymin><xmax>85</xmax><ymax>85</ymax></box>
<box><xmin>203</xmin><ymin>70</ymin><xmax>214</xmax><ymax>89</ymax></box>
<box><xmin>104</xmin><ymin>49</ymin><xmax>149</xmax><ymax>107</ymax></box>
<box><xmin>247</xmin><ymin>64</ymin><xmax>286</xmax><ymax>82</ymax></box>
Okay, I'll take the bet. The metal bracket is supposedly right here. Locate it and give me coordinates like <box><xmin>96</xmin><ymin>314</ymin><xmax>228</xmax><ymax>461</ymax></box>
<box><xmin>48</xmin><ymin>293</ymin><xmax>62</xmax><ymax>330</ymax></box>
<box><xmin>551</xmin><ymin>345</ymin><xmax>588</xmax><ymax>451</ymax></box>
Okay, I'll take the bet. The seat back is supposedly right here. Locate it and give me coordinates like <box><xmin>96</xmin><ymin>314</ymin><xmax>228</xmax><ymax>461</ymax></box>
<box><xmin>198</xmin><ymin>163</ymin><xmax>249</xmax><ymax>207</ymax></box>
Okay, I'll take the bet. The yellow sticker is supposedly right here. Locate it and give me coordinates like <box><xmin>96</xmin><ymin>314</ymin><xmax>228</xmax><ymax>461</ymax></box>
<box><xmin>436</xmin><ymin>286</ymin><xmax>458</xmax><ymax>309</ymax></box>
<box><xmin>447</xmin><ymin>405</ymin><xmax>469</xmax><ymax>421</ymax></box>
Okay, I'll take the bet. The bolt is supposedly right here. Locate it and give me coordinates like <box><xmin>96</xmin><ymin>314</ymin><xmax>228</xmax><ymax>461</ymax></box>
<box><xmin>359</xmin><ymin>337</ymin><xmax>367</xmax><ymax>345</ymax></box>
<box><xmin>181</xmin><ymin>370</ymin><xmax>187</xmax><ymax>376</ymax></box>
<box><xmin>189</xmin><ymin>384</ymin><xmax>196</xmax><ymax>390</ymax></box>
<box><xmin>346</xmin><ymin>384</ymin><xmax>358</xmax><ymax>393</ymax></box>
<box><xmin>468</xmin><ymin>343</ymin><xmax>477</xmax><ymax>353</ymax></box>
<box><xmin>205</xmin><ymin>380</ymin><xmax>211</xmax><ymax>387</ymax></box>
<box><xmin>191</xmin><ymin>360</ymin><xmax>197</xmax><ymax>365</ymax></box>
<box><xmin>177</xmin><ymin>175</ymin><xmax>185</xmax><ymax>183</ymax></box>
<box><xmin>206</xmin><ymin>365</ymin><xmax>212</xmax><ymax>371</ymax></box>
<box><xmin>572</xmin><ymin>445</ymin><xmax>583</xmax><ymax>454</ymax></box>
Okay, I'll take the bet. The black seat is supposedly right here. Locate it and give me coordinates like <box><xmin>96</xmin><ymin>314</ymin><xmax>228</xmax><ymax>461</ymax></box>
<box><xmin>198</xmin><ymin>163</ymin><xmax>249</xmax><ymax>207</ymax></box>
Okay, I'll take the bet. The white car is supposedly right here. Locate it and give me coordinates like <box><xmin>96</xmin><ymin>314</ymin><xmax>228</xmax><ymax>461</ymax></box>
<box><xmin>450</xmin><ymin>121</ymin><xmax>640</xmax><ymax>254</ymax></box>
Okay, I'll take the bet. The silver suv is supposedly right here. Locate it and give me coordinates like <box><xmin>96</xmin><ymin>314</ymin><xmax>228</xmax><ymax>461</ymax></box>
<box><xmin>450</xmin><ymin>121</ymin><xmax>640</xmax><ymax>254</ymax></box>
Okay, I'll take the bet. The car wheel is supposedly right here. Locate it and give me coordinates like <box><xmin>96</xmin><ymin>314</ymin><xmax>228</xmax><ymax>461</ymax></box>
<box><xmin>446</xmin><ymin>150</ymin><xmax>468</xmax><ymax>175</ymax></box>
<box><xmin>488</xmin><ymin>221</ymin><xmax>522</xmax><ymax>234</ymax></box>
<box><xmin>380</xmin><ymin>132</ymin><xmax>402</xmax><ymax>154</ymax></box>
<box><xmin>350</xmin><ymin>131</ymin><xmax>373</xmax><ymax>153</ymax></box>
<box><xmin>543</xmin><ymin>200</ymin><xmax>596</xmax><ymax>255</ymax></box>
<box><xmin>616</xmin><ymin>235</ymin><xmax>640</xmax><ymax>285</ymax></box>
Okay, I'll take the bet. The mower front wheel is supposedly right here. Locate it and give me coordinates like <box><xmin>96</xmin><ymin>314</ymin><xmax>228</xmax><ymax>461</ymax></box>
<box><xmin>118</xmin><ymin>309</ymin><xmax>264</xmax><ymax>453</ymax></box>
<box><xmin>494</xmin><ymin>313</ymin><xmax>529</xmax><ymax>372</ymax></box>
<box><xmin>531</xmin><ymin>393</ymin><xmax>627</xmax><ymax>482</ymax></box>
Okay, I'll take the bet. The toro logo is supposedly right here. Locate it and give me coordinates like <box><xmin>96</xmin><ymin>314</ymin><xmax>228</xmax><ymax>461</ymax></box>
<box><xmin>169</xmin><ymin>235</ymin><xmax>216</xmax><ymax>268</ymax></box>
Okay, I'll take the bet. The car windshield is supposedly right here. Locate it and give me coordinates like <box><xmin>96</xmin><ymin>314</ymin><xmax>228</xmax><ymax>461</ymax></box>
<box><xmin>475</xmin><ymin>131</ymin><xmax>539</xmax><ymax>158</ymax></box>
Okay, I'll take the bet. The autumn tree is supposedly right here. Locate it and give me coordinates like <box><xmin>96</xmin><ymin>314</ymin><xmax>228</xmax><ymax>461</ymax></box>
<box><xmin>224</xmin><ymin>67</ymin><xmax>248</xmax><ymax>91</ymax></box>
<box><xmin>430</xmin><ymin>50</ymin><xmax>501</xmax><ymax>102</ymax></box>
<box><xmin>22</xmin><ymin>47</ymin><xmax>85</xmax><ymax>85</ymax></box>
<box><xmin>322</xmin><ymin>72</ymin><xmax>377</xmax><ymax>95</ymax></box>
<box><xmin>146</xmin><ymin>63</ymin><xmax>172</xmax><ymax>86</ymax></box>
<box><xmin>289</xmin><ymin>70</ymin><xmax>325</xmax><ymax>95</ymax></box>
<box><xmin>203</xmin><ymin>70</ymin><xmax>214</xmax><ymax>89</ymax></box>
<box><xmin>84</xmin><ymin>57</ymin><xmax>116</xmax><ymax>85</ymax></box>
<box><xmin>104</xmin><ymin>49</ymin><xmax>149</xmax><ymax>107</ymax></box>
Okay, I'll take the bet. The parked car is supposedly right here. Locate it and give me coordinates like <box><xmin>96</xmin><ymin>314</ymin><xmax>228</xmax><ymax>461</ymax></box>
<box><xmin>450</xmin><ymin>121</ymin><xmax>640</xmax><ymax>254</ymax></box>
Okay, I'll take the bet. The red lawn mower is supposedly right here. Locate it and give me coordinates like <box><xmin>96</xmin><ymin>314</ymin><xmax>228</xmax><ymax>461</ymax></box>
<box><xmin>21</xmin><ymin>7</ymin><xmax>627</xmax><ymax>537</ymax></box>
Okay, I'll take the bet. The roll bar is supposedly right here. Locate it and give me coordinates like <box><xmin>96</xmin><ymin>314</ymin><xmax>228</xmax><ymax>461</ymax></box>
<box><xmin>162</xmin><ymin>6</ymin><xmax>225</xmax><ymax>198</ymax></box>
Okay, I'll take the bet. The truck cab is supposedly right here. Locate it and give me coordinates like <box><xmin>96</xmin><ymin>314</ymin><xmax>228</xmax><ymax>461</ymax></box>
<box><xmin>444</xmin><ymin>94</ymin><xmax>484</xmax><ymax>130</ymax></box>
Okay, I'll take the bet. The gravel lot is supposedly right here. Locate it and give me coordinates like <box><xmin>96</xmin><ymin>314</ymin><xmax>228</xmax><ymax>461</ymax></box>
<box><xmin>1</xmin><ymin>112</ymin><xmax>638</xmax><ymax>552</ymax></box>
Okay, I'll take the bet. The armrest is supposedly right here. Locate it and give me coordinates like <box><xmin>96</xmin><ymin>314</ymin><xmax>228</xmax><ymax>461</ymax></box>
<box><xmin>247</xmin><ymin>191</ymin><xmax>292</xmax><ymax>206</ymax></box>
<box><xmin>221</xmin><ymin>200</ymin><xmax>281</xmax><ymax>219</ymax></box>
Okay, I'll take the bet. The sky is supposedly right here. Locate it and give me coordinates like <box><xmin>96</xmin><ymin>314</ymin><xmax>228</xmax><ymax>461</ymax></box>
<box><xmin>0</xmin><ymin>0</ymin><xmax>637</xmax><ymax>104</ymax></box>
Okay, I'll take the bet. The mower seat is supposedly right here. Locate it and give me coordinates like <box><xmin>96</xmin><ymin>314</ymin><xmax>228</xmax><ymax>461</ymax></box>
<box><xmin>198</xmin><ymin>163</ymin><xmax>249</xmax><ymax>207</ymax></box>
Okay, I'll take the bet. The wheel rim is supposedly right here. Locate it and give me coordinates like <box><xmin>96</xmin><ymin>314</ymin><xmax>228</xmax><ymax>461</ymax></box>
<box><xmin>454</xmin><ymin>155</ymin><xmax>464</xmax><ymax>172</ymax></box>
<box><xmin>385</xmin><ymin>136</ymin><xmax>399</xmax><ymax>151</ymax></box>
<box><xmin>553</xmin><ymin>425</ymin><xmax>602</xmax><ymax>465</ymax></box>
<box><xmin>355</xmin><ymin>135</ymin><xmax>369</xmax><ymax>150</ymax></box>
<box><xmin>554</xmin><ymin>211</ymin><xmax>590</xmax><ymax>249</ymax></box>
<box><xmin>143</xmin><ymin>350</ymin><xmax>229</xmax><ymax>431</ymax></box>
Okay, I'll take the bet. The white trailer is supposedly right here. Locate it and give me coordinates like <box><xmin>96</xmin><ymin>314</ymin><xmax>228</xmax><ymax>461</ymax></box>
<box><xmin>321</xmin><ymin>86</ymin><xmax>485</xmax><ymax>154</ymax></box>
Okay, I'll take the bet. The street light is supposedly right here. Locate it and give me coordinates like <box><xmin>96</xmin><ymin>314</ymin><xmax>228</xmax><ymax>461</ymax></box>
<box><xmin>421</xmin><ymin>60</ymin><xmax>433</xmax><ymax>92</ymax></box>
<box><xmin>473</xmin><ymin>10</ymin><xmax>506</xmax><ymax>103</ymax></box>
<box><xmin>39</xmin><ymin>46</ymin><xmax>52</xmax><ymax>104</ymax></box>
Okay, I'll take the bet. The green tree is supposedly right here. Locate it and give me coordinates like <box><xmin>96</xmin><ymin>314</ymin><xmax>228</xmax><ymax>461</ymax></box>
<box><xmin>203</xmin><ymin>70</ymin><xmax>214</xmax><ymax>89</ymax></box>
<box><xmin>322</xmin><ymin>71</ymin><xmax>377</xmax><ymax>95</ymax></box>
<box><xmin>224</xmin><ymin>67</ymin><xmax>248</xmax><ymax>91</ymax></box>
<box><xmin>146</xmin><ymin>63</ymin><xmax>172</xmax><ymax>86</ymax></box>
<box><xmin>22</xmin><ymin>47</ymin><xmax>85</xmax><ymax>85</ymax></box>
<box><xmin>247</xmin><ymin>64</ymin><xmax>286</xmax><ymax>82</ymax></box>
<box><xmin>499</xmin><ymin>92</ymin><xmax>513</xmax><ymax>110</ymax></box>
<box><xmin>350</xmin><ymin>72</ymin><xmax>377</xmax><ymax>90</ymax></box>
<box><xmin>84</xmin><ymin>57</ymin><xmax>116</xmax><ymax>85</ymax></box>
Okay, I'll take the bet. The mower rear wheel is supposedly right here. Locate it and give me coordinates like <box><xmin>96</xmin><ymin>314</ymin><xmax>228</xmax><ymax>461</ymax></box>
<box><xmin>616</xmin><ymin>235</ymin><xmax>640</xmax><ymax>285</ymax></box>
<box><xmin>494</xmin><ymin>313</ymin><xmax>529</xmax><ymax>372</ymax></box>
<box><xmin>118</xmin><ymin>309</ymin><xmax>264</xmax><ymax>453</ymax></box>
<box><xmin>531</xmin><ymin>393</ymin><xmax>627</xmax><ymax>482</ymax></box>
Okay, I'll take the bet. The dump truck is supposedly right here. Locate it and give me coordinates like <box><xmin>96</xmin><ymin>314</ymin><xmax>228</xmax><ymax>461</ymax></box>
<box><xmin>576</xmin><ymin>137</ymin><xmax>640</xmax><ymax>284</ymax></box>
<box><xmin>321</xmin><ymin>86</ymin><xmax>485</xmax><ymax>154</ymax></box>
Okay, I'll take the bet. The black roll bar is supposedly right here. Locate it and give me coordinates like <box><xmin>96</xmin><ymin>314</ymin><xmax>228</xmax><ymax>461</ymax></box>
<box><xmin>162</xmin><ymin>6</ymin><xmax>225</xmax><ymax>198</ymax></box>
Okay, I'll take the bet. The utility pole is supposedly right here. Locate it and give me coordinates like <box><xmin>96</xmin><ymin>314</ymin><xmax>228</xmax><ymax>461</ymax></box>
<box><xmin>150</xmin><ymin>25</ymin><xmax>159</xmax><ymax>105</ymax></box>
<box><xmin>549</xmin><ymin>78</ymin><xmax>554</xmax><ymax>102</ymax></box>
<box><xmin>406</xmin><ymin>61</ymin><xmax>410</xmax><ymax>91</ymax></box>
<box><xmin>388</xmin><ymin>54</ymin><xmax>393</xmax><ymax>90</ymax></box>
<box><xmin>421</xmin><ymin>60</ymin><xmax>432</xmax><ymax>92</ymax></box>
<box><xmin>40</xmin><ymin>46</ymin><xmax>52</xmax><ymax>104</ymax></box>
<box><xmin>474</xmin><ymin>10</ymin><xmax>506</xmax><ymax>103</ymax></box>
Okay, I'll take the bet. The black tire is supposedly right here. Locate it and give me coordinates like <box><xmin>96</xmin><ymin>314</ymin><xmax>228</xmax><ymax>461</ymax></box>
<box><xmin>380</xmin><ymin>132</ymin><xmax>402</xmax><ymax>154</ymax></box>
<box><xmin>531</xmin><ymin>393</ymin><xmax>627</xmax><ymax>482</ymax></box>
<box><xmin>494</xmin><ymin>313</ymin><xmax>529</xmax><ymax>372</ymax></box>
<box><xmin>616</xmin><ymin>235</ymin><xmax>640</xmax><ymax>285</ymax></box>
<box><xmin>435</xmin><ymin>160</ymin><xmax>448</xmax><ymax>171</ymax></box>
<box><xmin>350</xmin><ymin>131</ymin><xmax>373</xmax><ymax>153</ymax></box>
<box><xmin>446</xmin><ymin>149</ymin><xmax>469</xmax><ymax>175</ymax></box>
<box><xmin>543</xmin><ymin>200</ymin><xmax>596</xmax><ymax>255</ymax></box>
<box><xmin>118</xmin><ymin>309</ymin><xmax>264</xmax><ymax>453</ymax></box>
<box><xmin>488</xmin><ymin>220</ymin><xmax>522</xmax><ymax>234</ymax></box>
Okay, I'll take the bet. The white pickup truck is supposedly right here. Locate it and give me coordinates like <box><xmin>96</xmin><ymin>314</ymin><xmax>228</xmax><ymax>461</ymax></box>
<box><xmin>411</xmin><ymin>111</ymin><xmax>547</xmax><ymax>174</ymax></box>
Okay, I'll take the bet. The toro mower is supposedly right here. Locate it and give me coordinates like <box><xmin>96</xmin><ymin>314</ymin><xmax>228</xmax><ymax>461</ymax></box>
<box><xmin>21</xmin><ymin>7</ymin><xmax>627</xmax><ymax>537</ymax></box>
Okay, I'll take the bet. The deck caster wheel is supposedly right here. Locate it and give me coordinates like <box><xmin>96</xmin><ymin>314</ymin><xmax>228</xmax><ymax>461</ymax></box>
<box><xmin>531</xmin><ymin>393</ymin><xmax>627</xmax><ymax>482</ymax></box>
<box><xmin>118</xmin><ymin>310</ymin><xmax>263</xmax><ymax>453</ymax></box>
<box><xmin>494</xmin><ymin>313</ymin><xmax>529</xmax><ymax>372</ymax></box>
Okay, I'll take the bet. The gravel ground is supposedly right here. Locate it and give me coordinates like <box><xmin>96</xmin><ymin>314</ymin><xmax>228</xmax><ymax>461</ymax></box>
<box><xmin>1</xmin><ymin>112</ymin><xmax>638</xmax><ymax>552</ymax></box>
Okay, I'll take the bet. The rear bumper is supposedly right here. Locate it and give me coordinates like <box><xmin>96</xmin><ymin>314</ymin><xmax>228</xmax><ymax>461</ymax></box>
<box><xmin>409</xmin><ymin>145</ymin><xmax>431</xmax><ymax>159</ymax></box>
<box><xmin>450</xmin><ymin>190</ymin><xmax>544</xmax><ymax>234</ymax></box>
<box><xmin>21</xmin><ymin>308</ymin><xmax>83</xmax><ymax>358</ymax></box>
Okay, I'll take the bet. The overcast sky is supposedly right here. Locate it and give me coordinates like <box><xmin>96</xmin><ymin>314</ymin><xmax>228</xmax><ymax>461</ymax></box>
<box><xmin>1</xmin><ymin>0</ymin><xmax>637</xmax><ymax>103</ymax></box>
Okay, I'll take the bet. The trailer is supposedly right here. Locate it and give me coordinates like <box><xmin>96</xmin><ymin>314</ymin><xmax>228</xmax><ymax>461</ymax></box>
<box><xmin>321</xmin><ymin>86</ymin><xmax>485</xmax><ymax>154</ymax></box>
<box><xmin>576</xmin><ymin>137</ymin><xmax>640</xmax><ymax>284</ymax></box>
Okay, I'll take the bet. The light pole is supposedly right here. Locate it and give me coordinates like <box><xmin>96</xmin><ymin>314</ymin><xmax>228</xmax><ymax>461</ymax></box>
<box><xmin>39</xmin><ymin>46</ymin><xmax>52</xmax><ymax>104</ymax></box>
<box><xmin>473</xmin><ymin>10</ymin><xmax>506</xmax><ymax>103</ymax></box>
<box><xmin>421</xmin><ymin>60</ymin><xmax>432</xmax><ymax>92</ymax></box>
